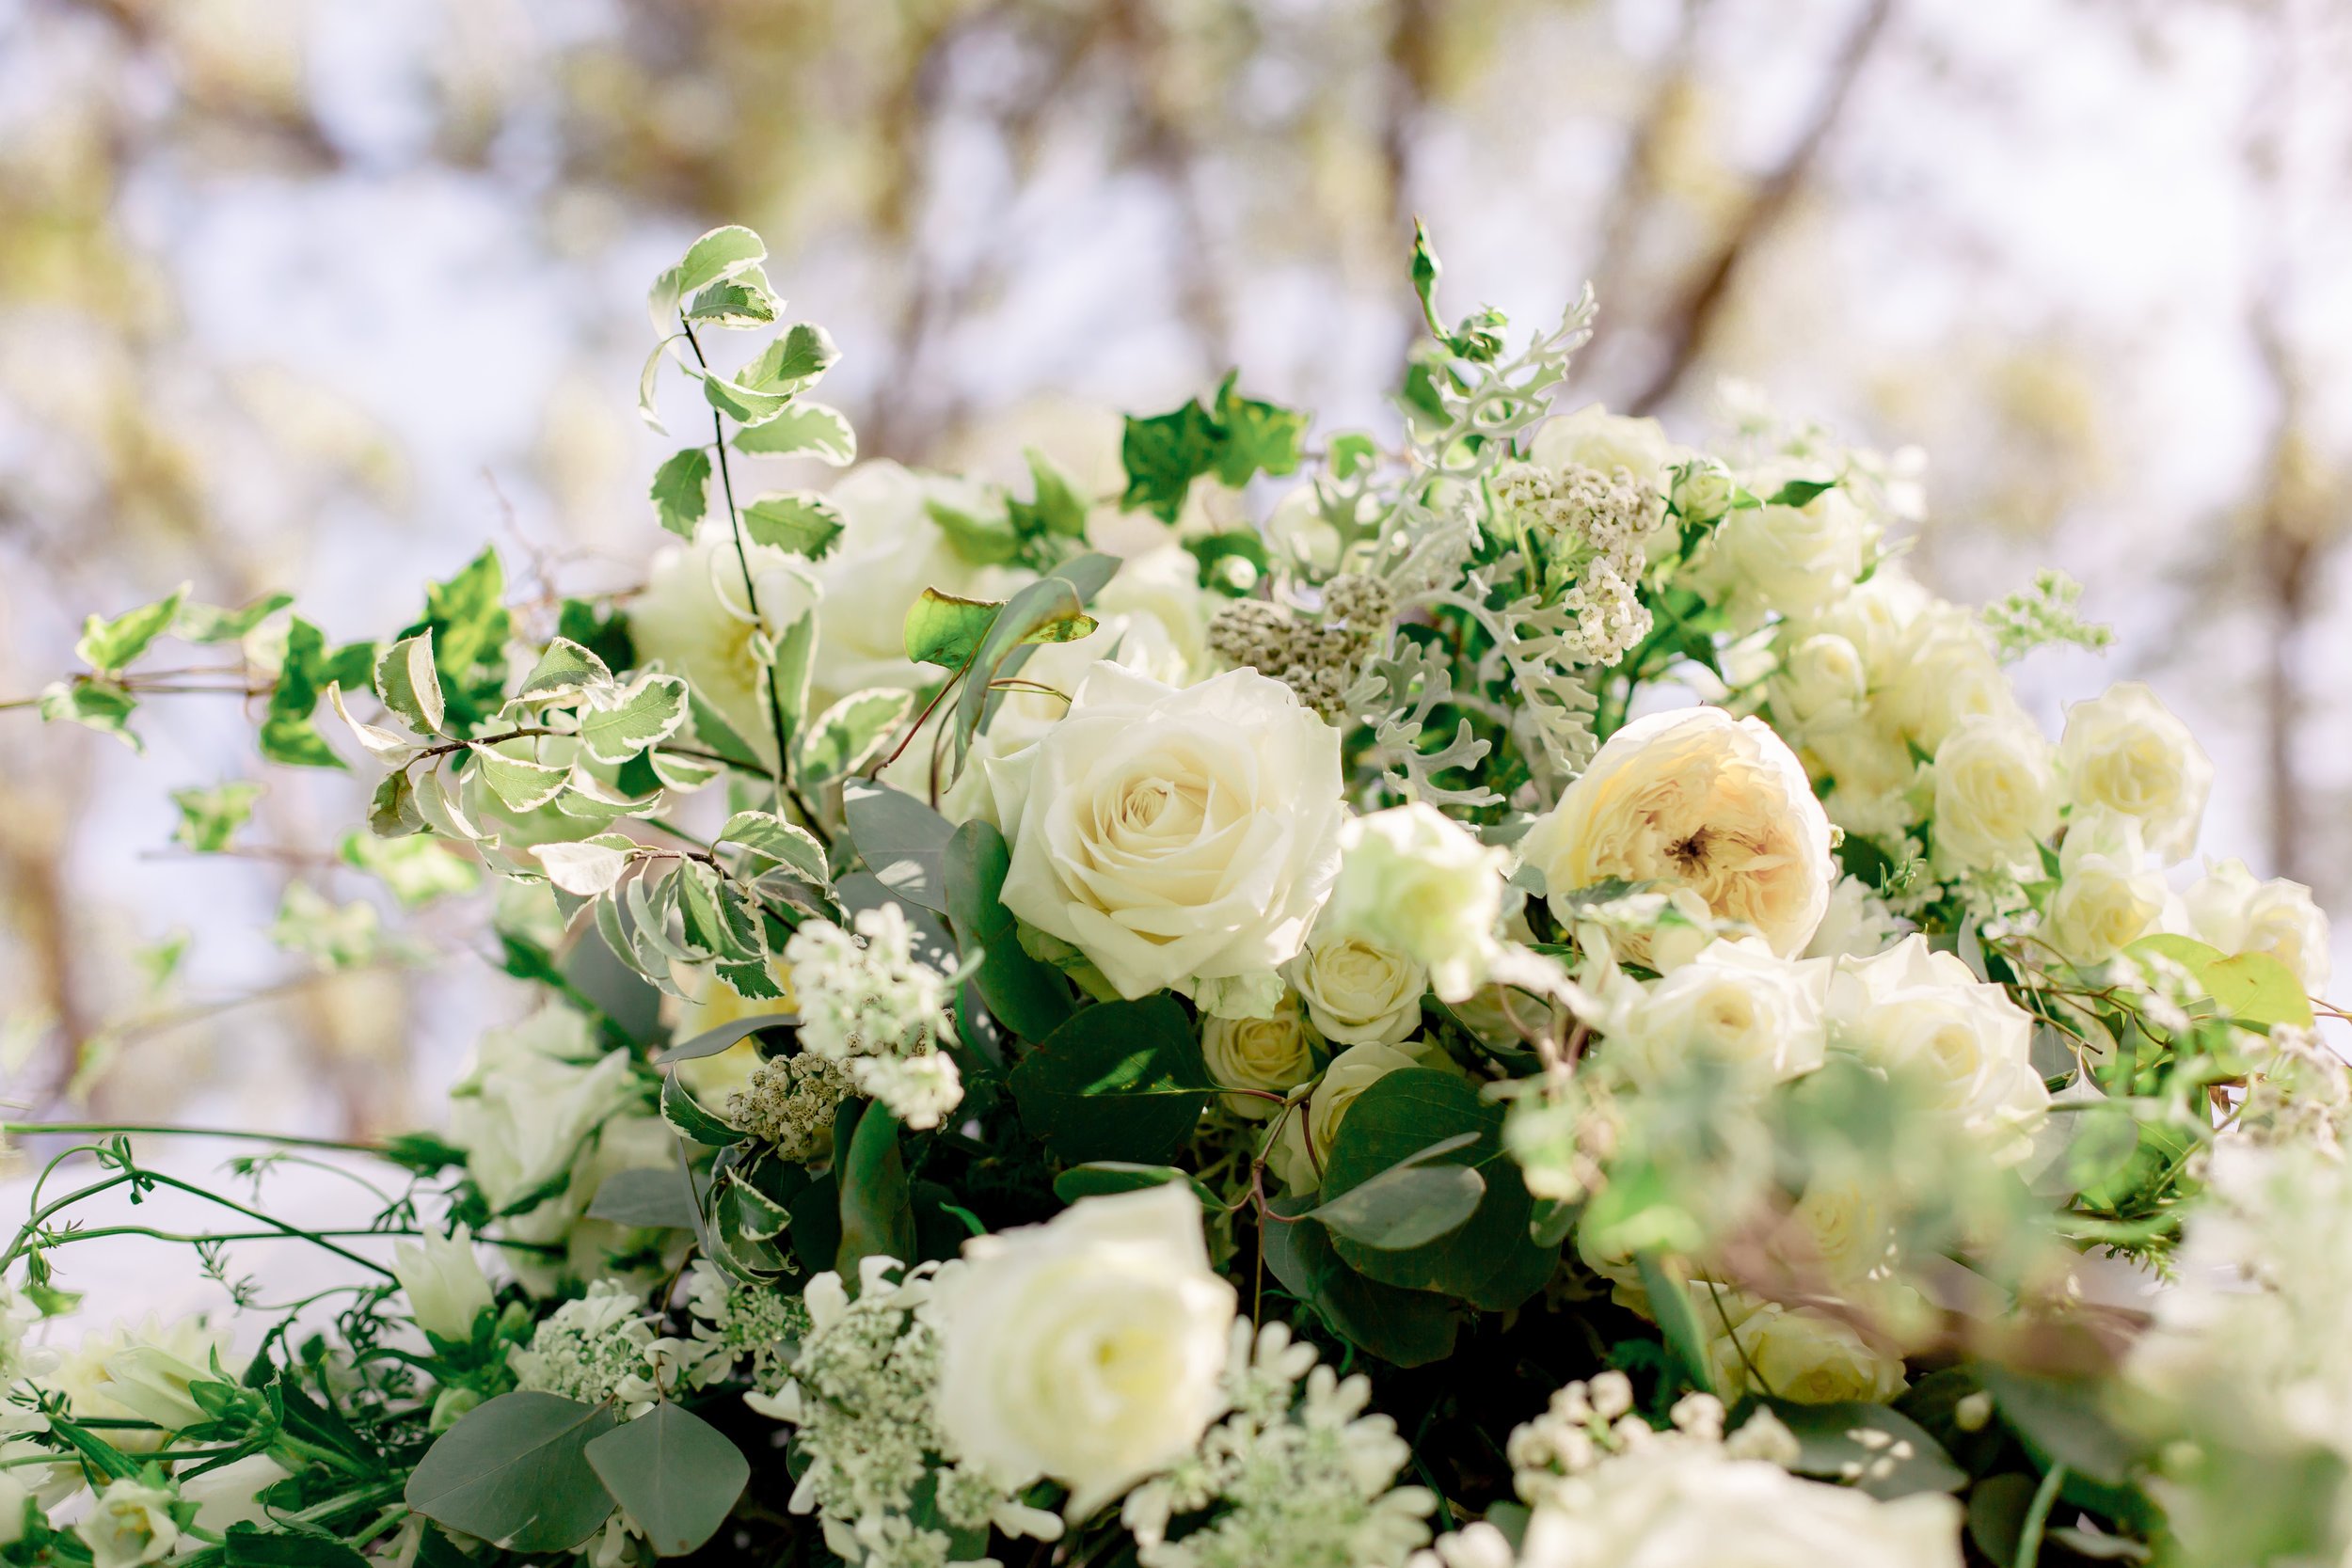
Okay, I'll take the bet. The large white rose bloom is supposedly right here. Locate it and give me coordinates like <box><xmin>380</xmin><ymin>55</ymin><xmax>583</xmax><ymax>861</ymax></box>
<box><xmin>1506</xmin><ymin>1442</ymin><xmax>1963</xmax><ymax>1568</ymax></box>
<box><xmin>2182</xmin><ymin>858</ymin><xmax>2332</xmax><ymax>994</ymax></box>
<box><xmin>1827</xmin><ymin>935</ymin><xmax>2049</xmax><ymax>1164</ymax></box>
<box><xmin>1521</xmin><ymin>706</ymin><xmax>1836</xmax><ymax>958</ymax></box>
<box><xmin>1930</xmin><ymin>710</ymin><xmax>2060</xmax><ymax>875</ymax></box>
<box><xmin>1694</xmin><ymin>479</ymin><xmax>1873</xmax><ymax>626</ymax></box>
<box><xmin>986</xmin><ymin>663</ymin><xmax>1344</xmax><ymax>998</ymax></box>
<box><xmin>933</xmin><ymin>1185</ymin><xmax>1236</xmax><ymax>1517</ymax></box>
<box><xmin>629</xmin><ymin>526</ymin><xmax>818</xmax><ymax>766</ymax></box>
<box><xmin>2058</xmin><ymin>681</ymin><xmax>2213</xmax><ymax>864</ymax></box>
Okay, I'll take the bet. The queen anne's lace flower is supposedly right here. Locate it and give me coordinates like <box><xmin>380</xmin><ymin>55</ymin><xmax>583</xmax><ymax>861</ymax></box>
<box><xmin>684</xmin><ymin>1263</ymin><xmax>807</xmax><ymax>1395</ymax></box>
<box><xmin>509</xmin><ymin>1280</ymin><xmax>684</xmax><ymax>1417</ymax></box>
<box><xmin>1120</xmin><ymin>1320</ymin><xmax>1436</xmax><ymax>1568</ymax></box>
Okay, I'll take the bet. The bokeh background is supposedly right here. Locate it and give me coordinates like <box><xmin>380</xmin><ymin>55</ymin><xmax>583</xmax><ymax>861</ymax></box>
<box><xmin>2</xmin><ymin>0</ymin><xmax>2349</xmax><ymax>1147</ymax></box>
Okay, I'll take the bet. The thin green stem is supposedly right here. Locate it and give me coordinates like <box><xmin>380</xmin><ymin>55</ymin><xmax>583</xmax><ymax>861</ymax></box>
<box><xmin>3</xmin><ymin>1123</ymin><xmax>386</xmax><ymax>1154</ymax></box>
<box><xmin>2017</xmin><ymin>1463</ymin><xmax>2066</xmax><ymax>1568</ymax></box>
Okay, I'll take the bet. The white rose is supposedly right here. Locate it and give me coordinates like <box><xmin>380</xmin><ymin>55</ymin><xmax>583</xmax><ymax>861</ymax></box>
<box><xmin>79</xmin><ymin>1477</ymin><xmax>180</xmax><ymax>1568</ymax></box>
<box><xmin>1880</xmin><ymin>603</ymin><xmax>2017</xmax><ymax>758</ymax></box>
<box><xmin>1794</xmin><ymin>561</ymin><xmax>1931</xmax><ymax>675</ymax></box>
<box><xmin>1200</xmin><ymin>991</ymin><xmax>1320</xmax><ymax>1118</ymax></box>
<box><xmin>1285</xmin><ymin>931</ymin><xmax>1427</xmax><ymax>1046</ymax></box>
<box><xmin>2046</xmin><ymin>809</ymin><xmax>2166</xmax><ymax>966</ymax></box>
<box><xmin>1931</xmin><ymin>710</ymin><xmax>2059</xmax><ymax>875</ymax></box>
<box><xmin>1513</xmin><ymin>1442</ymin><xmax>1963</xmax><ymax>1568</ymax></box>
<box><xmin>812</xmin><ymin>460</ymin><xmax>1029</xmax><ymax>705</ymax></box>
<box><xmin>987</xmin><ymin>664</ymin><xmax>1343</xmax><ymax>998</ymax></box>
<box><xmin>2058</xmin><ymin>682</ymin><xmax>2213</xmax><ymax>864</ymax></box>
<box><xmin>391</xmin><ymin>1225</ymin><xmax>497</xmax><ymax>1342</ymax></box>
<box><xmin>2183</xmin><ymin>858</ymin><xmax>2332</xmax><ymax>994</ymax></box>
<box><xmin>1571</xmin><ymin>885</ymin><xmax>1720</xmax><ymax>977</ymax></box>
<box><xmin>1769</xmin><ymin>1172</ymin><xmax>1898</xmax><ymax>1288</ymax></box>
<box><xmin>629</xmin><ymin>526</ymin><xmax>820</xmax><ymax>767</ymax></box>
<box><xmin>1769</xmin><ymin>632</ymin><xmax>1867</xmax><ymax>734</ymax></box>
<box><xmin>1705</xmin><ymin>1296</ymin><xmax>1909</xmax><ymax>1405</ymax></box>
<box><xmin>934</xmin><ymin>1186</ymin><xmax>1236</xmax><ymax>1517</ymax></box>
<box><xmin>1597</xmin><ymin>939</ymin><xmax>1827</xmax><ymax>1090</ymax></box>
<box><xmin>1521</xmin><ymin>706</ymin><xmax>1836</xmax><ymax>958</ymax></box>
<box><xmin>1696</xmin><ymin>482</ymin><xmax>1871</xmax><ymax>626</ymax></box>
<box><xmin>1321</xmin><ymin>804</ymin><xmax>1505</xmax><ymax>1003</ymax></box>
<box><xmin>1803</xmin><ymin>875</ymin><xmax>1907</xmax><ymax>961</ymax></box>
<box><xmin>1268</xmin><ymin>1038</ymin><xmax>1455</xmax><ymax>1193</ymax></box>
<box><xmin>1530</xmin><ymin>403</ymin><xmax>1678</xmax><ymax>490</ymax></box>
<box><xmin>1829</xmin><ymin>935</ymin><xmax>2049</xmax><ymax>1164</ymax></box>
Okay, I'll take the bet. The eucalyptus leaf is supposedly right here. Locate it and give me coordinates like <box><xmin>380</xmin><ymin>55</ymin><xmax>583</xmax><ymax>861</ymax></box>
<box><xmin>835</xmin><ymin>1103</ymin><xmax>915</xmax><ymax>1281</ymax></box>
<box><xmin>1008</xmin><ymin>997</ymin><xmax>1213</xmax><ymax>1165</ymax></box>
<box><xmin>945</xmin><ymin>818</ymin><xmax>1073</xmax><ymax>1041</ymax></box>
<box><xmin>841</xmin><ymin>780</ymin><xmax>954</xmax><ymax>915</ymax></box>
<box><xmin>585</xmin><ymin>1167</ymin><xmax>704</xmax><ymax>1230</ymax></box>
<box><xmin>403</xmin><ymin>1391</ymin><xmax>618</xmax><ymax>1553</ymax></box>
<box><xmin>583</xmin><ymin>1403</ymin><xmax>750</xmax><ymax>1558</ymax></box>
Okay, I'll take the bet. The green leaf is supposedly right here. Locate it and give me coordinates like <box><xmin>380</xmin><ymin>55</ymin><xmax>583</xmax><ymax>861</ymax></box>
<box><xmin>340</xmin><ymin>832</ymin><xmax>480</xmax><ymax>908</ymax></box>
<box><xmin>1976</xmin><ymin>1366</ymin><xmax>2142</xmax><ymax>1487</ymax></box>
<box><xmin>677</xmin><ymin>861</ymin><xmax>762</xmax><ymax>962</ymax></box>
<box><xmin>518</xmin><ymin>637</ymin><xmax>616</xmax><ymax>703</ymax></box>
<box><xmin>259</xmin><ymin>617</ymin><xmax>345</xmax><ymax>769</ymax></box>
<box><xmin>1327</xmin><ymin>431</ymin><xmax>1378</xmax><ymax>480</ymax></box>
<box><xmin>715</xmin><ymin>810</ymin><xmax>829</xmax><ymax>883</ymax></box>
<box><xmin>835</xmin><ymin>1104</ymin><xmax>915</xmax><ymax>1280</ymax></box>
<box><xmin>374</xmin><ymin>632</ymin><xmax>446</xmax><ymax>736</ymax></box>
<box><xmin>173</xmin><ymin>592</ymin><xmax>292</xmax><ymax>645</ymax></box>
<box><xmin>583</xmin><ymin>1403</ymin><xmax>749</xmax><ymax>1558</ymax></box>
<box><xmin>38</xmin><ymin>679</ymin><xmax>140</xmax><ymax>747</ymax></box>
<box><xmin>767</xmin><ymin>322</ymin><xmax>840</xmax><ymax>386</ymax></box>
<box><xmin>1120</xmin><ymin>397</ymin><xmax>1223</xmax><ymax>523</ymax></box>
<box><xmin>796</xmin><ymin>688</ymin><xmax>914</xmax><ymax>784</ymax></box>
<box><xmin>587</xmin><ymin>1166</ymin><xmax>703</xmax><ymax>1230</ymax></box>
<box><xmin>1765</xmin><ymin>479</ymin><xmax>1836</xmax><ymax>509</ymax></box>
<box><xmin>221</xmin><ymin>1528</ymin><xmax>369</xmax><ymax>1568</ymax></box>
<box><xmin>1008</xmin><ymin>996</ymin><xmax>1213</xmax><ymax>1164</ymax></box>
<box><xmin>2125</xmin><ymin>934</ymin><xmax>2315</xmax><ymax>1028</ymax></box>
<box><xmin>1052</xmin><ymin>1163</ymin><xmax>1216</xmax><ymax>1207</ymax></box>
<box><xmin>903</xmin><ymin>589</ymin><xmax>1006</xmax><ymax>669</ymax></box>
<box><xmin>171</xmin><ymin>782</ymin><xmax>264</xmax><ymax>852</ymax></box>
<box><xmin>1305</xmin><ymin>1136</ymin><xmax>1485</xmax><ymax>1250</ymax></box>
<box><xmin>650</xmin><ymin>449</ymin><xmax>712</xmax><ymax>538</ymax></box>
<box><xmin>731</xmin><ymin>401</ymin><xmax>856</xmax><ymax>464</ymax></box>
<box><xmin>470</xmin><ymin>743</ymin><xmax>568</xmax><ymax>813</ymax></box>
<box><xmin>1767</xmin><ymin>1400</ymin><xmax>1967</xmax><ymax>1500</ymax></box>
<box><xmin>841</xmin><ymin>779</ymin><xmax>954</xmax><ymax>915</ymax></box>
<box><xmin>946</xmin><ymin>819</ymin><xmax>1073</xmax><ymax>1041</ymax></box>
<box><xmin>1008</xmin><ymin>447</ymin><xmax>1089</xmax><ymax>539</ymax></box>
<box><xmin>369</xmin><ymin>770</ymin><xmax>423</xmax><ymax>837</ymax></box>
<box><xmin>76</xmin><ymin>586</ymin><xmax>188</xmax><ymax>673</ymax></box>
<box><xmin>403</xmin><ymin>1391</ymin><xmax>618</xmax><ymax>1553</ymax></box>
<box><xmin>419</xmin><ymin>547</ymin><xmax>509</xmax><ymax>685</ymax></box>
<box><xmin>1638</xmin><ymin>1253</ymin><xmax>1715</xmax><ymax>1397</ymax></box>
<box><xmin>685</xmin><ymin>271</ymin><xmax>779</xmax><ymax>328</ymax></box>
<box><xmin>953</xmin><ymin>556</ymin><xmax>1118</xmax><ymax>754</ymax></box>
<box><xmin>1261</xmin><ymin>1196</ymin><xmax>1462</xmax><ymax>1368</ymax></box>
<box><xmin>1211</xmin><ymin>373</ymin><xmax>1308</xmax><ymax>487</ymax></box>
<box><xmin>928</xmin><ymin>497</ymin><xmax>1023</xmax><ymax>564</ymax></box>
<box><xmin>661</xmin><ymin>1073</ymin><xmax>740</xmax><ymax>1147</ymax></box>
<box><xmin>741</xmin><ymin>492</ymin><xmax>845</xmax><ymax>559</ymax></box>
<box><xmin>579</xmin><ymin>675</ymin><xmax>689</xmax><ymax>766</ymax></box>
<box><xmin>664</xmin><ymin>227</ymin><xmax>767</xmax><ymax>313</ymax></box>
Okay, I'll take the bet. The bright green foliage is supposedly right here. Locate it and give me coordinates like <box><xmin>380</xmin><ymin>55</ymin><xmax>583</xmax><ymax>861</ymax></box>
<box><xmin>740</xmin><ymin>491</ymin><xmax>845</xmax><ymax>558</ymax></box>
<box><xmin>649</xmin><ymin>448</ymin><xmax>712</xmax><ymax>537</ymax></box>
<box><xmin>1120</xmin><ymin>372</ymin><xmax>1306</xmax><ymax>522</ymax></box>
<box><xmin>170</xmin><ymin>781</ymin><xmax>264</xmax><ymax>851</ymax></box>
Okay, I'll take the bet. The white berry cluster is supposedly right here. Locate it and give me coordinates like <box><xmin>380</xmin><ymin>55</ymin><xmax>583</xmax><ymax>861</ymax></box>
<box><xmin>725</xmin><ymin>1050</ymin><xmax>855</xmax><ymax>1158</ymax></box>
<box><xmin>1205</xmin><ymin>574</ymin><xmax>1394</xmax><ymax>721</ymax></box>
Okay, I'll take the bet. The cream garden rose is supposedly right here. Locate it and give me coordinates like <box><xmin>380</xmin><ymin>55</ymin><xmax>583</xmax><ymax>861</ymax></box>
<box><xmin>987</xmin><ymin>663</ymin><xmax>1344</xmax><ymax>998</ymax></box>
<box><xmin>1702</xmin><ymin>1295</ymin><xmax>1909</xmax><ymax>1405</ymax></box>
<box><xmin>1200</xmin><ymin>990</ymin><xmax>1320</xmax><ymax>1117</ymax></box>
<box><xmin>933</xmin><ymin>1185</ymin><xmax>1236</xmax><ymax>1516</ymax></box>
<box><xmin>1520</xmin><ymin>706</ymin><xmax>1836</xmax><ymax>958</ymax></box>
<box><xmin>1694</xmin><ymin>477</ymin><xmax>1873</xmax><ymax>626</ymax></box>
<box><xmin>1320</xmin><ymin>803</ymin><xmax>1506</xmax><ymax>1003</ymax></box>
<box><xmin>1828</xmin><ymin>935</ymin><xmax>2049</xmax><ymax>1164</ymax></box>
<box><xmin>2059</xmin><ymin>681</ymin><xmax>2212</xmax><ymax>863</ymax></box>
<box><xmin>2047</xmin><ymin>808</ymin><xmax>2166</xmax><ymax>966</ymax></box>
<box><xmin>1931</xmin><ymin>710</ymin><xmax>2060</xmax><ymax>875</ymax></box>
<box><xmin>2183</xmin><ymin>859</ymin><xmax>2333</xmax><ymax>994</ymax></box>
<box><xmin>1285</xmin><ymin>930</ymin><xmax>1428</xmax><ymax>1046</ymax></box>
<box><xmin>1589</xmin><ymin>938</ymin><xmax>1827</xmax><ymax>1091</ymax></box>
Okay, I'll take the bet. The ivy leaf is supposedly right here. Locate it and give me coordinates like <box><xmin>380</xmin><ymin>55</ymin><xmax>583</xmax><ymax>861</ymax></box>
<box><xmin>38</xmin><ymin>680</ymin><xmax>140</xmax><ymax>748</ymax></box>
<box><xmin>649</xmin><ymin>449</ymin><xmax>712</xmax><ymax>539</ymax></box>
<box><xmin>1008</xmin><ymin>997</ymin><xmax>1214</xmax><ymax>1164</ymax></box>
<box><xmin>374</xmin><ymin>632</ymin><xmax>446</xmax><ymax>736</ymax></box>
<box><xmin>1120</xmin><ymin>398</ymin><xmax>1224</xmax><ymax>524</ymax></box>
<box><xmin>740</xmin><ymin>492</ymin><xmax>846</xmax><ymax>559</ymax></box>
<box><xmin>731</xmin><ymin>401</ymin><xmax>856</xmax><ymax>465</ymax></box>
<box><xmin>170</xmin><ymin>782</ymin><xmax>264</xmax><ymax>852</ymax></box>
<box><xmin>795</xmin><ymin>689</ymin><xmax>914</xmax><ymax>784</ymax></box>
<box><xmin>403</xmin><ymin>1391</ymin><xmax>618</xmax><ymax>1553</ymax></box>
<box><xmin>579</xmin><ymin>676</ymin><xmax>690</xmax><ymax>765</ymax></box>
<box><xmin>1007</xmin><ymin>447</ymin><xmax>1090</xmax><ymax>539</ymax></box>
<box><xmin>945</xmin><ymin>818</ymin><xmax>1073</xmax><ymax>1042</ymax></box>
<box><xmin>1210</xmin><ymin>373</ymin><xmax>1308</xmax><ymax>487</ymax></box>
<box><xmin>583</xmin><ymin>1403</ymin><xmax>750</xmax><ymax>1559</ymax></box>
<box><xmin>75</xmin><ymin>586</ymin><xmax>188</xmax><ymax>673</ymax></box>
<box><xmin>834</xmin><ymin>1103</ymin><xmax>915</xmax><ymax>1281</ymax></box>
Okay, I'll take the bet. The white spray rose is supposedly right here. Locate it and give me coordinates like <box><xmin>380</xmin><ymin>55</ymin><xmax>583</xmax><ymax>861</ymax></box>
<box><xmin>79</xmin><ymin>1477</ymin><xmax>181</xmax><ymax>1568</ymax></box>
<box><xmin>1704</xmin><ymin>1296</ymin><xmax>1909</xmax><ymax>1405</ymax></box>
<box><xmin>1880</xmin><ymin>603</ymin><xmax>2016</xmax><ymax>759</ymax></box>
<box><xmin>1521</xmin><ymin>706</ymin><xmax>1836</xmax><ymax>958</ymax></box>
<box><xmin>1285</xmin><ymin>931</ymin><xmax>1428</xmax><ymax>1046</ymax></box>
<box><xmin>812</xmin><ymin>461</ymin><xmax>1028</xmax><ymax>705</ymax></box>
<box><xmin>2059</xmin><ymin>681</ymin><xmax>2212</xmax><ymax>864</ymax></box>
<box><xmin>1769</xmin><ymin>632</ymin><xmax>1867</xmax><ymax>734</ymax></box>
<box><xmin>1509</xmin><ymin>1441</ymin><xmax>1963</xmax><ymax>1568</ymax></box>
<box><xmin>1322</xmin><ymin>803</ymin><xmax>1506</xmax><ymax>1003</ymax></box>
<box><xmin>628</xmin><ymin>526</ymin><xmax>819</xmax><ymax>767</ymax></box>
<box><xmin>1268</xmin><ymin>1038</ymin><xmax>1455</xmax><ymax>1193</ymax></box>
<box><xmin>1930</xmin><ymin>710</ymin><xmax>2059</xmax><ymax>875</ymax></box>
<box><xmin>934</xmin><ymin>1185</ymin><xmax>1236</xmax><ymax>1517</ymax></box>
<box><xmin>1829</xmin><ymin>935</ymin><xmax>2048</xmax><ymax>1164</ymax></box>
<box><xmin>2046</xmin><ymin>809</ymin><xmax>2166</xmax><ymax>966</ymax></box>
<box><xmin>1593</xmin><ymin>939</ymin><xmax>1827</xmax><ymax>1091</ymax></box>
<box><xmin>1803</xmin><ymin>876</ymin><xmax>1907</xmax><ymax>961</ymax></box>
<box><xmin>987</xmin><ymin>664</ymin><xmax>1344</xmax><ymax>999</ymax></box>
<box><xmin>2183</xmin><ymin>859</ymin><xmax>2332</xmax><ymax>994</ymax></box>
<box><xmin>1200</xmin><ymin>991</ymin><xmax>1320</xmax><ymax>1118</ymax></box>
<box><xmin>1695</xmin><ymin>481</ymin><xmax>1872</xmax><ymax>626</ymax></box>
<box><xmin>391</xmin><ymin>1225</ymin><xmax>496</xmax><ymax>1341</ymax></box>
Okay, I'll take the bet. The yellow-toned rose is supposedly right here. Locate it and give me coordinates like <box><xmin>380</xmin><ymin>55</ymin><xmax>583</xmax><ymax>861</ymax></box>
<box><xmin>1931</xmin><ymin>710</ymin><xmax>2059</xmax><ymax>875</ymax></box>
<box><xmin>1520</xmin><ymin>706</ymin><xmax>1836</xmax><ymax>958</ymax></box>
<box><xmin>2059</xmin><ymin>681</ymin><xmax>2212</xmax><ymax>864</ymax></box>
<box><xmin>1266</xmin><ymin>1038</ymin><xmax>1454</xmax><ymax>1193</ymax></box>
<box><xmin>2046</xmin><ymin>809</ymin><xmax>2165</xmax><ymax>966</ymax></box>
<box><xmin>1200</xmin><ymin>990</ymin><xmax>1319</xmax><ymax>1118</ymax></box>
<box><xmin>1704</xmin><ymin>1294</ymin><xmax>1909</xmax><ymax>1404</ymax></box>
